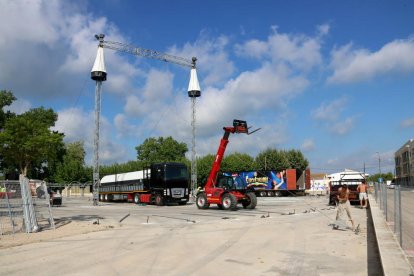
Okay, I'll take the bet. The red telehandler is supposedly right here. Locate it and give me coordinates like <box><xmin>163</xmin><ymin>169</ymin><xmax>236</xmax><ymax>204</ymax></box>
<box><xmin>196</xmin><ymin>119</ymin><xmax>260</xmax><ymax>211</ymax></box>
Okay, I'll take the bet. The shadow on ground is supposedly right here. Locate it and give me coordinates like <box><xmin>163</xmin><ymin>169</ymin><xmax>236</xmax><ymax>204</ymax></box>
<box><xmin>54</xmin><ymin>215</ymin><xmax>104</xmax><ymax>229</ymax></box>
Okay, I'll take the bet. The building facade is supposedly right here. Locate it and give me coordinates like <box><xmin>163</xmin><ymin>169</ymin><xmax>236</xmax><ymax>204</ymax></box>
<box><xmin>394</xmin><ymin>139</ymin><xmax>414</xmax><ymax>186</ymax></box>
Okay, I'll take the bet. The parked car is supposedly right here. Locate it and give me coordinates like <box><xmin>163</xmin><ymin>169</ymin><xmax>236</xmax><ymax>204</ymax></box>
<box><xmin>387</xmin><ymin>179</ymin><xmax>395</xmax><ymax>189</ymax></box>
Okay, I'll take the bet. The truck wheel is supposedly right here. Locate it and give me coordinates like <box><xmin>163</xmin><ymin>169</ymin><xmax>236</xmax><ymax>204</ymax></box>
<box><xmin>221</xmin><ymin>193</ymin><xmax>237</xmax><ymax>211</ymax></box>
<box><xmin>242</xmin><ymin>192</ymin><xmax>257</xmax><ymax>209</ymax></box>
<box><xmin>155</xmin><ymin>194</ymin><xmax>164</xmax><ymax>206</ymax></box>
<box><xmin>259</xmin><ymin>191</ymin><xmax>267</xmax><ymax>197</ymax></box>
<box><xmin>274</xmin><ymin>191</ymin><xmax>282</xmax><ymax>197</ymax></box>
<box><xmin>267</xmin><ymin>191</ymin><xmax>274</xmax><ymax>197</ymax></box>
<box><xmin>134</xmin><ymin>194</ymin><xmax>140</xmax><ymax>204</ymax></box>
<box><xmin>196</xmin><ymin>193</ymin><xmax>209</xmax><ymax>209</ymax></box>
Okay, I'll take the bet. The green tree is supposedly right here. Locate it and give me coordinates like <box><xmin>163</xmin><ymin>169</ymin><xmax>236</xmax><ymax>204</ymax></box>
<box><xmin>100</xmin><ymin>160</ymin><xmax>144</xmax><ymax>177</ymax></box>
<box><xmin>285</xmin><ymin>149</ymin><xmax>309</xmax><ymax>172</ymax></box>
<box><xmin>221</xmin><ymin>152</ymin><xmax>256</xmax><ymax>172</ymax></box>
<box><xmin>53</xmin><ymin>141</ymin><xmax>88</xmax><ymax>183</ymax></box>
<box><xmin>367</xmin><ymin>172</ymin><xmax>394</xmax><ymax>182</ymax></box>
<box><xmin>196</xmin><ymin>154</ymin><xmax>215</xmax><ymax>187</ymax></box>
<box><xmin>255</xmin><ymin>148</ymin><xmax>290</xmax><ymax>171</ymax></box>
<box><xmin>0</xmin><ymin>107</ymin><xmax>64</xmax><ymax>176</ymax></box>
<box><xmin>135</xmin><ymin>136</ymin><xmax>188</xmax><ymax>164</ymax></box>
<box><xmin>0</xmin><ymin>90</ymin><xmax>16</xmax><ymax>129</ymax></box>
<box><xmin>0</xmin><ymin>90</ymin><xmax>17</xmax><ymax>178</ymax></box>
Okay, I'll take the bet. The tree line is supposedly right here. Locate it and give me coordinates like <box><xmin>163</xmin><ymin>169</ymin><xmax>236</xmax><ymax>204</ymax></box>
<box><xmin>0</xmin><ymin>90</ymin><xmax>309</xmax><ymax>186</ymax></box>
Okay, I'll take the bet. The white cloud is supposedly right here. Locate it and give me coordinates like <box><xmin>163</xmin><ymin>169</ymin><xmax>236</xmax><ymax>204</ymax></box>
<box><xmin>311</xmin><ymin>97</ymin><xmax>356</xmax><ymax>136</ymax></box>
<box><xmin>328</xmin><ymin>38</ymin><xmax>414</xmax><ymax>84</ymax></box>
<box><xmin>331</xmin><ymin>117</ymin><xmax>355</xmax><ymax>135</ymax></box>
<box><xmin>168</xmin><ymin>32</ymin><xmax>235</xmax><ymax>87</ymax></box>
<box><xmin>2</xmin><ymin>1</ymin><xmax>376</xmax><ymax>169</ymax></box>
<box><xmin>235</xmin><ymin>25</ymin><xmax>325</xmax><ymax>72</ymax></box>
<box><xmin>0</xmin><ymin>0</ymin><xmax>63</xmax><ymax>47</ymax></box>
<box><xmin>301</xmin><ymin>139</ymin><xmax>315</xmax><ymax>151</ymax></box>
<box><xmin>134</xmin><ymin>27</ymin><xmax>314</xmax><ymax>157</ymax></box>
<box><xmin>53</xmin><ymin>107</ymin><xmax>131</xmax><ymax>165</ymax></box>
<box><xmin>317</xmin><ymin>24</ymin><xmax>330</xmax><ymax>36</ymax></box>
<box><xmin>192</xmin><ymin>63</ymin><xmax>309</xmax><ymax>136</ymax></box>
<box><xmin>53</xmin><ymin>107</ymin><xmax>93</xmax><ymax>141</ymax></box>
<box><xmin>311</xmin><ymin>97</ymin><xmax>348</xmax><ymax>121</ymax></box>
<box><xmin>114</xmin><ymin>113</ymin><xmax>139</xmax><ymax>139</ymax></box>
<box><xmin>401</xmin><ymin>117</ymin><xmax>414</xmax><ymax>128</ymax></box>
<box><xmin>0</xmin><ymin>0</ymin><xmax>141</xmax><ymax>101</ymax></box>
<box><xmin>124</xmin><ymin>69</ymin><xmax>174</xmax><ymax>117</ymax></box>
<box><xmin>6</xmin><ymin>99</ymin><xmax>32</xmax><ymax>115</ymax></box>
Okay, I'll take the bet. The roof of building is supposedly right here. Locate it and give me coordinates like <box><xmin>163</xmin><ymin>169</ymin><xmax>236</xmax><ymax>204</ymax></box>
<box><xmin>327</xmin><ymin>169</ymin><xmax>369</xmax><ymax>181</ymax></box>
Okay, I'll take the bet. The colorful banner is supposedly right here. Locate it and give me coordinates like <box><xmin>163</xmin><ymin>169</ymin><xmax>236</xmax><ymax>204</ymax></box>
<box><xmin>224</xmin><ymin>171</ymin><xmax>287</xmax><ymax>190</ymax></box>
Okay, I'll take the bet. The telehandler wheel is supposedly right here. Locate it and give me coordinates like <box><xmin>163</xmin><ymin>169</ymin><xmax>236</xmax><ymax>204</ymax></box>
<box><xmin>196</xmin><ymin>193</ymin><xmax>209</xmax><ymax>209</ymax></box>
<box><xmin>242</xmin><ymin>192</ymin><xmax>257</xmax><ymax>209</ymax></box>
<box><xmin>222</xmin><ymin>193</ymin><xmax>237</xmax><ymax>211</ymax></box>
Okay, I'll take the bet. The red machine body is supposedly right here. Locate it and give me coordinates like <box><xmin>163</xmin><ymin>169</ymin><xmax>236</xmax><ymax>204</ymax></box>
<box><xmin>196</xmin><ymin>120</ymin><xmax>259</xmax><ymax>211</ymax></box>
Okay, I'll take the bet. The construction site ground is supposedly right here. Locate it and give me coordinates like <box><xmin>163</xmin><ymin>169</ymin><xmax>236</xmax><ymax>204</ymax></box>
<box><xmin>1</xmin><ymin>195</ymin><xmax>383</xmax><ymax>275</ymax></box>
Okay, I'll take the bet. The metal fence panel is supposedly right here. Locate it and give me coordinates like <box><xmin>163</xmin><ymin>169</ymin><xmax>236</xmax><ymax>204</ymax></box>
<box><xmin>0</xmin><ymin>180</ymin><xmax>24</xmax><ymax>234</ymax></box>
<box><xmin>0</xmin><ymin>176</ymin><xmax>55</xmax><ymax>235</ymax></box>
<box><xmin>374</xmin><ymin>182</ymin><xmax>414</xmax><ymax>268</ymax></box>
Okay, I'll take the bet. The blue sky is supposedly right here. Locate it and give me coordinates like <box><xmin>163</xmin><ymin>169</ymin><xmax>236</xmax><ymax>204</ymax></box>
<box><xmin>1</xmin><ymin>0</ymin><xmax>413</xmax><ymax>175</ymax></box>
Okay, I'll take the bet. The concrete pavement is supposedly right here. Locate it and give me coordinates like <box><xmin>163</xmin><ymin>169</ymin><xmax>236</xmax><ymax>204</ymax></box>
<box><xmin>0</xmin><ymin>195</ymin><xmax>412</xmax><ymax>275</ymax></box>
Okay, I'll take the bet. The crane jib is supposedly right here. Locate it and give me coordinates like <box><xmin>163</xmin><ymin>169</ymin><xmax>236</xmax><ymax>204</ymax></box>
<box><xmin>101</xmin><ymin>41</ymin><xmax>194</xmax><ymax>68</ymax></box>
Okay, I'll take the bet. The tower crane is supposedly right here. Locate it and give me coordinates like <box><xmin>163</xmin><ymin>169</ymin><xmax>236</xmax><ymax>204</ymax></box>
<box><xmin>91</xmin><ymin>34</ymin><xmax>201</xmax><ymax>205</ymax></box>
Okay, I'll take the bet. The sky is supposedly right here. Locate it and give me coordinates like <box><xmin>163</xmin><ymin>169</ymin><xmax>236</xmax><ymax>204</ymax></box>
<box><xmin>1</xmin><ymin>0</ymin><xmax>413</xmax><ymax>175</ymax></box>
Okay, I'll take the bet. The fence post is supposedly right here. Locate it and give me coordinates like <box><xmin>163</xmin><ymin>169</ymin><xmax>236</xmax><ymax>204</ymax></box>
<box><xmin>394</xmin><ymin>185</ymin><xmax>397</xmax><ymax>233</ymax></box>
<box><xmin>397</xmin><ymin>184</ymin><xmax>402</xmax><ymax>246</ymax></box>
<box><xmin>4</xmin><ymin>182</ymin><xmax>16</xmax><ymax>234</ymax></box>
<box><xmin>384</xmin><ymin>183</ymin><xmax>388</xmax><ymax>221</ymax></box>
<box><xmin>19</xmin><ymin>175</ymin><xmax>39</xmax><ymax>233</ymax></box>
<box><xmin>20</xmin><ymin>175</ymin><xmax>32</xmax><ymax>233</ymax></box>
<box><xmin>42</xmin><ymin>182</ymin><xmax>55</xmax><ymax>229</ymax></box>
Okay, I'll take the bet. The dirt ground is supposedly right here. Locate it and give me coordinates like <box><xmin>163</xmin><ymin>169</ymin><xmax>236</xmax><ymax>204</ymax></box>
<box><xmin>0</xmin><ymin>220</ymin><xmax>113</xmax><ymax>249</ymax></box>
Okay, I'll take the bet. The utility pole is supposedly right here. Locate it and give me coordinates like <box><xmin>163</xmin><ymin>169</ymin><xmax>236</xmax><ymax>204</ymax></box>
<box><xmin>376</xmin><ymin>152</ymin><xmax>382</xmax><ymax>185</ymax></box>
<box><xmin>91</xmin><ymin>34</ymin><xmax>107</xmax><ymax>206</ymax></box>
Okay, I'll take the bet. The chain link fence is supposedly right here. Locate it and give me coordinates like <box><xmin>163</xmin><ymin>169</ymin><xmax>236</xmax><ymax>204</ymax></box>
<box><xmin>373</xmin><ymin>181</ymin><xmax>414</xmax><ymax>268</ymax></box>
<box><xmin>0</xmin><ymin>176</ymin><xmax>55</xmax><ymax>235</ymax></box>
